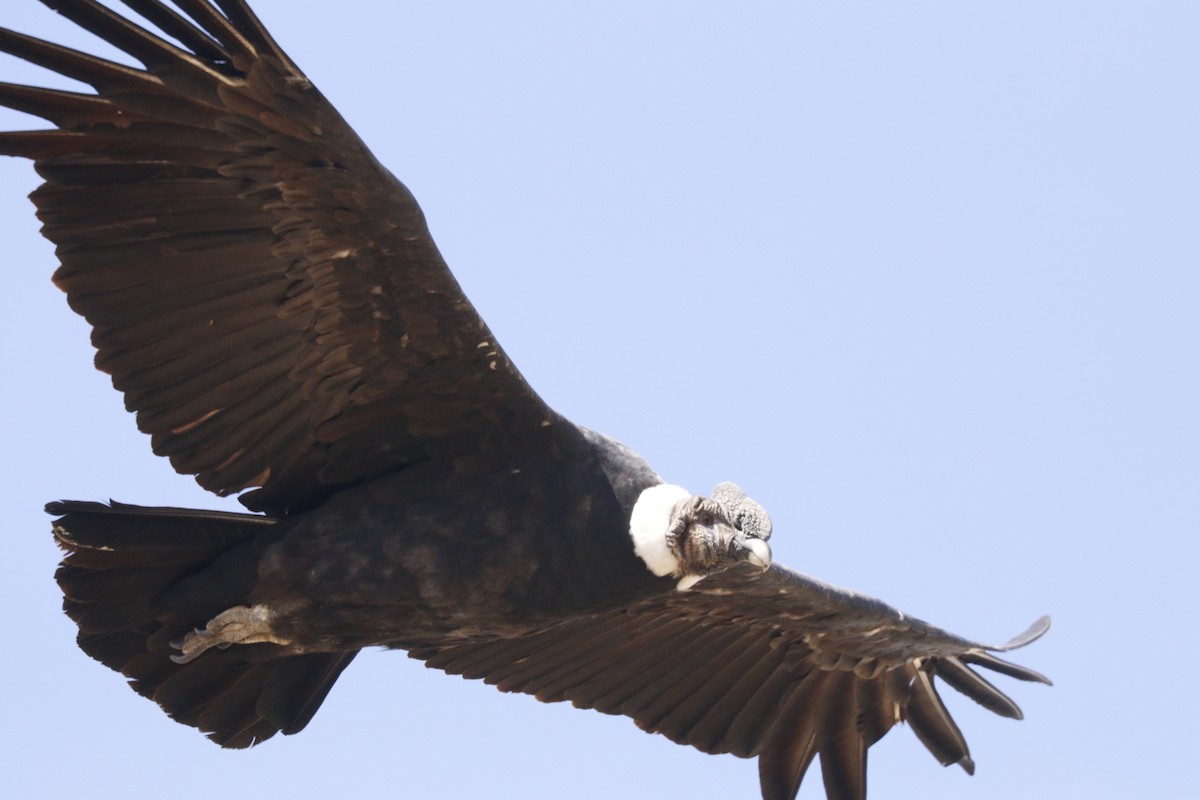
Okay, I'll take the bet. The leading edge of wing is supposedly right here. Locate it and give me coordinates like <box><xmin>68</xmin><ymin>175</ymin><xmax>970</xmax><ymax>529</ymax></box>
<box><xmin>708</xmin><ymin>563</ymin><xmax>1052</xmax><ymax>663</ymax></box>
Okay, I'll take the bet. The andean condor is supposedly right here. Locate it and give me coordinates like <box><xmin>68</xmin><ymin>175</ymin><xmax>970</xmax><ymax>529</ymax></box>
<box><xmin>0</xmin><ymin>2</ymin><xmax>1050</xmax><ymax>798</ymax></box>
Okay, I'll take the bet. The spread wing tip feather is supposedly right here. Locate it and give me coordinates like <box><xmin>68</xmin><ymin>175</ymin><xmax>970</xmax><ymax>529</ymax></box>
<box><xmin>4</xmin><ymin>0</ymin><xmax>553</xmax><ymax>513</ymax></box>
<box><xmin>995</xmin><ymin>614</ymin><xmax>1051</xmax><ymax>651</ymax></box>
<box><xmin>925</xmin><ymin>615</ymin><xmax>1051</xmax><ymax>725</ymax></box>
<box><xmin>413</xmin><ymin>596</ymin><xmax>1051</xmax><ymax>800</ymax></box>
<box><xmin>935</xmin><ymin>657</ymin><xmax>1025</xmax><ymax>720</ymax></box>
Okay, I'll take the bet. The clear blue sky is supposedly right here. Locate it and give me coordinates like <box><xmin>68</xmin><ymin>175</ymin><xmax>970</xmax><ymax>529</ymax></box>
<box><xmin>1</xmin><ymin>2</ymin><xmax>1195</xmax><ymax>798</ymax></box>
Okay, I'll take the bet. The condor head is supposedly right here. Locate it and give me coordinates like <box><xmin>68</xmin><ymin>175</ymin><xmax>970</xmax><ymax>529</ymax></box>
<box><xmin>630</xmin><ymin>482</ymin><xmax>773</xmax><ymax>590</ymax></box>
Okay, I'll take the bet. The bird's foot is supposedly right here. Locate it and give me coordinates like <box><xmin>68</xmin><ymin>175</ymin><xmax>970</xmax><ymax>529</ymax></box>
<box><xmin>170</xmin><ymin>604</ymin><xmax>290</xmax><ymax>664</ymax></box>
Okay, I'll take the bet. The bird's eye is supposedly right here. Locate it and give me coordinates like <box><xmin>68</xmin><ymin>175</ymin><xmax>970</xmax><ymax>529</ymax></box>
<box><xmin>697</xmin><ymin>512</ymin><xmax>714</xmax><ymax>526</ymax></box>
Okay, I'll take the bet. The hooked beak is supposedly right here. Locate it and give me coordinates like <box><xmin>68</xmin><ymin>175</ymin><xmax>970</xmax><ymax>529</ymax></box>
<box><xmin>733</xmin><ymin>536</ymin><xmax>772</xmax><ymax>570</ymax></box>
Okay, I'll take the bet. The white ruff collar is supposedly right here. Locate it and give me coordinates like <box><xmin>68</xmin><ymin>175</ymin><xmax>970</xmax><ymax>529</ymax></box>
<box><xmin>629</xmin><ymin>483</ymin><xmax>690</xmax><ymax>577</ymax></box>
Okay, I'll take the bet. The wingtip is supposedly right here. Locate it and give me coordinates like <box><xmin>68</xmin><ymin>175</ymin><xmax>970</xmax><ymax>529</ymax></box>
<box><xmin>996</xmin><ymin>614</ymin><xmax>1051</xmax><ymax>652</ymax></box>
<box><xmin>961</xmin><ymin>649</ymin><xmax>1053</xmax><ymax>686</ymax></box>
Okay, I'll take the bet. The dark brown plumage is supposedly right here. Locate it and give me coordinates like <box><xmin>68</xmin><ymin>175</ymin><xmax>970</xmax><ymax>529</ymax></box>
<box><xmin>1</xmin><ymin>3</ymin><xmax>1050</xmax><ymax>798</ymax></box>
<box><xmin>2</xmin><ymin>0</ymin><xmax>547</xmax><ymax>515</ymax></box>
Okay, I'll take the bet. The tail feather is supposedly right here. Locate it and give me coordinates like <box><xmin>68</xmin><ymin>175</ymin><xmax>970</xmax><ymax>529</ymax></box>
<box><xmin>50</xmin><ymin>499</ymin><xmax>273</xmax><ymax>552</ymax></box>
<box><xmin>57</xmin><ymin>561</ymin><xmax>190</xmax><ymax>602</ymax></box>
<box><xmin>261</xmin><ymin>650</ymin><xmax>357</xmax><ymax>735</ymax></box>
<box><xmin>50</xmin><ymin>500</ymin><xmax>357</xmax><ymax>748</ymax></box>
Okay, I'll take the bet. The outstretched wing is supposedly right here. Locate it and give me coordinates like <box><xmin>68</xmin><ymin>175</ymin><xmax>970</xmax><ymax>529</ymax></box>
<box><xmin>0</xmin><ymin>0</ymin><xmax>552</xmax><ymax>513</ymax></box>
<box><xmin>410</xmin><ymin>563</ymin><xmax>1051</xmax><ymax>800</ymax></box>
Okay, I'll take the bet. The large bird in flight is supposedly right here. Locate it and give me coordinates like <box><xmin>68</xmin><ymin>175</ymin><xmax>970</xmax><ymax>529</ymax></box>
<box><xmin>0</xmin><ymin>2</ymin><xmax>1049</xmax><ymax>798</ymax></box>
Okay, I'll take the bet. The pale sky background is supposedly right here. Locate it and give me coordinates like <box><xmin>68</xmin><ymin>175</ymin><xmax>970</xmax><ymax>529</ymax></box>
<box><xmin>0</xmin><ymin>2</ymin><xmax>1196</xmax><ymax>798</ymax></box>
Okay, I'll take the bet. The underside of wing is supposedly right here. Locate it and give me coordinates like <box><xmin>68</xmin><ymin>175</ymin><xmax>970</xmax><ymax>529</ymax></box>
<box><xmin>410</xmin><ymin>564</ymin><xmax>1051</xmax><ymax>800</ymax></box>
<box><xmin>1</xmin><ymin>0</ymin><xmax>552</xmax><ymax>513</ymax></box>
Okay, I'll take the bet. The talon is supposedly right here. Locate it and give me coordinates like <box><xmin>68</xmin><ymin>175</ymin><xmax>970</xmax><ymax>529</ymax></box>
<box><xmin>163</xmin><ymin>604</ymin><xmax>290</xmax><ymax>666</ymax></box>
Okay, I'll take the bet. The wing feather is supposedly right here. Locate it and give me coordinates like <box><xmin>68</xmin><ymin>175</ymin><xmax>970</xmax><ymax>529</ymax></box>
<box><xmin>2</xmin><ymin>0</ymin><xmax>553</xmax><ymax>513</ymax></box>
<box><xmin>757</xmin><ymin>669</ymin><xmax>831</xmax><ymax>800</ymax></box>
<box><xmin>640</xmin><ymin>628</ymin><xmax>762</xmax><ymax>739</ymax></box>
<box><xmin>413</xmin><ymin>564</ymin><xmax>1049</xmax><ymax>800</ymax></box>
<box><xmin>685</xmin><ymin>634</ymin><xmax>786</xmax><ymax>753</ymax></box>
<box><xmin>724</xmin><ymin>658</ymin><xmax>809</xmax><ymax>758</ymax></box>
<box><xmin>935</xmin><ymin>656</ymin><xmax>1024</xmax><ymax>719</ymax></box>
<box><xmin>817</xmin><ymin>672</ymin><xmax>868</xmax><ymax>800</ymax></box>
<box><xmin>623</xmin><ymin>624</ymin><xmax>751</xmax><ymax>721</ymax></box>
<box><xmin>115</xmin><ymin>0</ymin><xmax>235</xmax><ymax>64</ymax></box>
<box><xmin>906</xmin><ymin>668</ymin><xmax>975</xmax><ymax>774</ymax></box>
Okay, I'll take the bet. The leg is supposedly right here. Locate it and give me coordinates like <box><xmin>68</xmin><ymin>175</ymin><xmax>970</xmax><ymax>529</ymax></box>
<box><xmin>170</xmin><ymin>604</ymin><xmax>292</xmax><ymax>664</ymax></box>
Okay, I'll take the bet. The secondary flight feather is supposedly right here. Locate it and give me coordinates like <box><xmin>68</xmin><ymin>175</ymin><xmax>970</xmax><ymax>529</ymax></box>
<box><xmin>0</xmin><ymin>2</ymin><xmax>1050</xmax><ymax>799</ymax></box>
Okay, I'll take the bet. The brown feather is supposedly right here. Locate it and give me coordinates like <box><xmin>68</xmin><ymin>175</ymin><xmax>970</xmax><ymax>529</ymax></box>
<box><xmin>906</xmin><ymin>668</ymin><xmax>976</xmax><ymax>774</ymax></box>
<box><xmin>414</xmin><ymin>564</ymin><xmax>1047</xmax><ymax>787</ymax></box>
<box><xmin>6</xmin><ymin>0</ymin><xmax>554</xmax><ymax>512</ymax></box>
<box><xmin>52</xmin><ymin>500</ymin><xmax>355</xmax><ymax>749</ymax></box>
<box><xmin>115</xmin><ymin>0</ymin><xmax>234</xmax><ymax>64</ymax></box>
<box><xmin>817</xmin><ymin>672</ymin><xmax>868</xmax><ymax>800</ymax></box>
<box><xmin>756</xmin><ymin>670</ymin><xmax>832</xmax><ymax>800</ymax></box>
<box><xmin>935</xmin><ymin>656</ymin><xmax>1024</xmax><ymax>719</ymax></box>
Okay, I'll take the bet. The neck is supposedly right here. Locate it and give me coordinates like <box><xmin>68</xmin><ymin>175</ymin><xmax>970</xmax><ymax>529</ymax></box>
<box><xmin>629</xmin><ymin>483</ymin><xmax>690</xmax><ymax>577</ymax></box>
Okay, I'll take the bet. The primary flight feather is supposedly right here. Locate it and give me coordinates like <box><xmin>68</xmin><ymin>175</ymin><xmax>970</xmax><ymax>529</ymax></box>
<box><xmin>0</xmin><ymin>2</ymin><xmax>1049</xmax><ymax>798</ymax></box>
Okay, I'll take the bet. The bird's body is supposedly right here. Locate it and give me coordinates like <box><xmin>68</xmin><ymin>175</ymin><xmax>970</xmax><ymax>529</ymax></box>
<box><xmin>2</xmin><ymin>2</ymin><xmax>1049</xmax><ymax>798</ymax></box>
<box><xmin>223</xmin><ymin>425</ymin><xmax>667</xmax><ymax>650</ymax></box>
